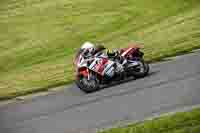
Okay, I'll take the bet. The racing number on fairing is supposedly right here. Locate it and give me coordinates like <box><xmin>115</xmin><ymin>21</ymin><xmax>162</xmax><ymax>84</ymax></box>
<box><xmin>89</xmin><ymin>58</ymin><xmax>104</xmax><ymax>74</ymax></box>
<box><xmin>103</xmin><ymin>60</ymin><xmax>115</xmax><ymax>77</ymax></box>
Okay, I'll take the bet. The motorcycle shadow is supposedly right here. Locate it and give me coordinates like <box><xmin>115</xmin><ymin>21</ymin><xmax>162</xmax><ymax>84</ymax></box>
<box><xmin>99</xmin><ymin>71</ymin><xmax>160</xmax><ymax>90</ymax></box>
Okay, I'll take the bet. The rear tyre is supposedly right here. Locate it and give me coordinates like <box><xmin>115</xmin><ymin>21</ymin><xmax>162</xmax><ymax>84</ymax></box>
<box><xmin>131</xmin><ymin>58</ymin><xmax>149</xmax><ymax>78</ymax></box>
<box><xmin>75</xmin><ymin>74</ymin><xmax>100</xmax><ymax>93</ymax></box>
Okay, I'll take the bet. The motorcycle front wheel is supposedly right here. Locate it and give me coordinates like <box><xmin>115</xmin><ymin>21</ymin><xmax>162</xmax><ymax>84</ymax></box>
<box><xmin>75</xmin><ymin>74</ymin><xmax>100</xmax><ymax>93</ymax></box>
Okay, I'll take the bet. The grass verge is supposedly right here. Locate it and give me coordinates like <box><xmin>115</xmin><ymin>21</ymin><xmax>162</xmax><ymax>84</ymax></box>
<box><xmin>0</xmin><ymin>0</ymin><xmax>200</xmax><ymax>100</ymax></box>
<box><xmin>100</xmin><ymin>107</ymin><xmax>200</xmax><ymax>133</ymax></box>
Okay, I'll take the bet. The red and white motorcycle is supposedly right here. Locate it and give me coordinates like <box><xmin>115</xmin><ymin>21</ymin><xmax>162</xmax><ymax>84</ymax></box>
<box><xmin>73</xmin><ymin>44</ymin><xmax>149</xmax><ymax>93</ymax></box>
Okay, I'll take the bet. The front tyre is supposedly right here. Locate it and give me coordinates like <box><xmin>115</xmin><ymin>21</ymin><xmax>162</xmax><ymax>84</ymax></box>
<box><xmin>132</xmin><ymin>58</ymin><xmax>149</xmax><ymax>78</ymax></box>
<box><xmin>75</xmin><ymin>74</ymin><xmax>100</xmax><ymax>93</ymax></box>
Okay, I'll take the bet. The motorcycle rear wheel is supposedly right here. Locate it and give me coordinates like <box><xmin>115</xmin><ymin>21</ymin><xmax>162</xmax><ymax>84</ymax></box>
<box><xmin>131</xmin><ymin>58</ymin><xmax>149</xmax><ymax>78</ymax></box>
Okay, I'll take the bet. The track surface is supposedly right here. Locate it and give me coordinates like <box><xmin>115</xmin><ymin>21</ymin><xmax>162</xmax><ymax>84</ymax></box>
<box><xmin>0</xmin><ymin>51</ymin><xmax>200</xmax><ymax>133</ymax></box>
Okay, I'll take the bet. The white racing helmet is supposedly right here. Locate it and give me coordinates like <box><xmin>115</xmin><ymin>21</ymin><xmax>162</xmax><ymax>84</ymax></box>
<box><xmin>81</xmin><ymin>42</ymin><xmax>95</xmax><ymax>49</ymax></box>
<box><xmin>80</xmin><ymin>42</ymin><xmax>96</xmax><ymax>57</ymax></box>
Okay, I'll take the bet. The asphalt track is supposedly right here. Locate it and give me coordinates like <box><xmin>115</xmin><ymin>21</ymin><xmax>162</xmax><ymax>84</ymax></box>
<box><xmin>0</xmin><ymin>51</ymin><xmax>200</xmax><ymax>133</ymax></box>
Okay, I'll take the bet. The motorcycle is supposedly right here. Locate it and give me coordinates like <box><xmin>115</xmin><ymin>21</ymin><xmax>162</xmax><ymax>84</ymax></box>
<box><xmin>73</xmin><ymin>44</ymin><xmax>149</xmax><ymax>93</ymax></box>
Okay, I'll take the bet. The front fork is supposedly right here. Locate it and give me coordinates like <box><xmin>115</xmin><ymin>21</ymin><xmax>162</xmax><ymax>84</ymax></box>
<box><xmin>87</xmin><ymin>69</ymin><xmax>96</xmax><ymax>81</ymax></box>
<box><xmin>87</xmin><ymin>68</ymin><xmax>91</xmax><ymax>80</ymax></box>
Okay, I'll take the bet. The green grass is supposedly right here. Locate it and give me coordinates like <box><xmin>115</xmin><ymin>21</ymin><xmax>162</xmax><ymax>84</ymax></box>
<box><xmin>0</xmin><ymin>0</ymin><xmax>200</xmax><ymax>99</ymax></box>
<box><xmin>100</xmin><ymin>108</ymin><xmax>200</xmax><ymax>133</ymax></box>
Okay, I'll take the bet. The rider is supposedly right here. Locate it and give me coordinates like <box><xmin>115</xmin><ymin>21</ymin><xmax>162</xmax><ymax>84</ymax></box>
<box><xmin>79</xmin><ymin>42</ymin><xmax>124</xmax><ymax>73</ymax></box>
<box><xmin>79</xmin><ymin>41</ymin><xmax>119</xmax><ymax>60</ymax></box>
